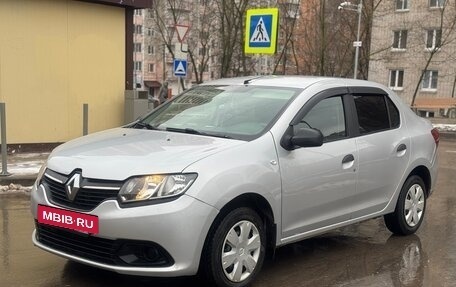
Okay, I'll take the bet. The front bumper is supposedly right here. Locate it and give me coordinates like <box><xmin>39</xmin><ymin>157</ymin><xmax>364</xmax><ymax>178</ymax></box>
<box><xmin>31</xmin><ymin>184</ymin><xmax>218</xmax><ymax>277</ymax></box>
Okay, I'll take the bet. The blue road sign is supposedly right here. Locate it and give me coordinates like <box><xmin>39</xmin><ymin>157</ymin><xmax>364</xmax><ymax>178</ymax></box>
<box><xmin>245</xmin><ymin>8</ymin><xmax>278</xmax><ymax>54</ymax></box>
<box><xmin>173</xmin><ymin>59</ymin><xmax>187</xmax><ymax>77</ymax></box>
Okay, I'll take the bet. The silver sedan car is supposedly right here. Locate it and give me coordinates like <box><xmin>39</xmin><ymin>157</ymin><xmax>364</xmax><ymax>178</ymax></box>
<box><xmin>31</xmin><ymin>76</ymin><xmax>439</xmax><ymax>287</ymax></box>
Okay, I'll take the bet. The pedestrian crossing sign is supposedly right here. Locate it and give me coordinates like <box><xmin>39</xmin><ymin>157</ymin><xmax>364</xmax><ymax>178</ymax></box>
<box><xmin>245</xmin><ymin>8</ymin><xmax>279</xmax><ymax>54</ymax></box>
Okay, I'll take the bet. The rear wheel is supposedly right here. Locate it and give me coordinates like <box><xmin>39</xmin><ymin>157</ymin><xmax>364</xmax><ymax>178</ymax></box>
<box><xmin>203</xmin><ymin>207</ymin><xmax>265</xmax><ymax>287</ymax></box>
<box><xmin>384</xmin><ymin>175</ymin><xmax>426</xmax><ymax>235</ymax></box>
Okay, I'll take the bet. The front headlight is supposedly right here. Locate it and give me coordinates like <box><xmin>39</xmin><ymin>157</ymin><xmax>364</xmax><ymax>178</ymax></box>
<box><xmin>118</xmin><ymin>173</ymin><xmax>197</xmax><ymax>203</ymax></box>
<box><xmin>36</xmin><ymin>162</ymin><xmax>47</xmax><ymax>185</ymax></box>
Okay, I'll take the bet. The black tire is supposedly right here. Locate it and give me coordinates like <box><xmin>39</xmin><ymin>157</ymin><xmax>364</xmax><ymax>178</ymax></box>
<box><xmin>202</xmin><ymin>207</ymin><xmax>266</xmax><ymax>287</ymax></box>
<box><xmin>384</xmin><ymin>175</ymin><xmax>427</xmax><ymax>235</ymax></box>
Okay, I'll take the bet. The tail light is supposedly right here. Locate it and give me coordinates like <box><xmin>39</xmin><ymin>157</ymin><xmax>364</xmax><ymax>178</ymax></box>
<box><xmin>431</xmin><ymin>128</ymin><xmax>440</xmax><ymax>147</ymax></box>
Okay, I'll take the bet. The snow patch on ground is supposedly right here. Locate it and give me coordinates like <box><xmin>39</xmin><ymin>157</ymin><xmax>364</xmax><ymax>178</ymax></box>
<box><xmin>0</xmin><ymin>184</ymin><xmax>32</xmax><ymax>193</ymax></box>
<box><xmin>7</xmin><ymin>161</ymin><xmax>43</xmax><ymax>175</ymax></box>
<box><xmin>433</xmin><ymin>124</ymin><xmax>456</xmax><ymax>132</ymax></box>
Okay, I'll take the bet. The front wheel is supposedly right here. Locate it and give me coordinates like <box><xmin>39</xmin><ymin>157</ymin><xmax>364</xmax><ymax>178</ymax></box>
<box><xmin>203</xmin><ymin>207</ymin><xmax>266</xmax><ymax>287</ymax></box>
<box><xmin>384</xmin><ymin>175</ymin><xmax>427</xmax><ymax>235</ymax></box>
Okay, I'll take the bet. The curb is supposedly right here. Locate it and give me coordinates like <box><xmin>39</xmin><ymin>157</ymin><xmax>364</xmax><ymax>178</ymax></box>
<box><xmin>0</xmin><ymin>174</ymin><xmax>36</xmax><ymax>187</ymax></box>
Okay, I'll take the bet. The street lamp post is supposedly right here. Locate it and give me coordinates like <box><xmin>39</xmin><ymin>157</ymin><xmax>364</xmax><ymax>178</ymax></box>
<box><xmin>338</xmin><ymin>1</ymin><xmax>363</xmax><ymax>79</ymax></box>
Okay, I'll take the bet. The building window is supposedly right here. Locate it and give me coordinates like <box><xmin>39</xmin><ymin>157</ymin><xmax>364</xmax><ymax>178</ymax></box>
<box><xmin>135</xmin><ymin>61</ymin><xmax>142</xmax><ymax>71</ymax></box>
<box><xmin>430</xmin><ymin>0</ymin><xmax>445</xmax><ymax>8</ymax></box>
<box><xmin>396</xmin><ymin>0</ymin><xmax>408</xmax><ymax>10</ymax></box>
<box><xmin>148</xmin><ymin>45</ymin><xmax>155</xmax><ymax>54</ymax></box>
<box><xmin>134</xmin><ymin>9</ymin><xmax>142</xmax><ymax>16</ymax></box>
<box><xmin>392</xmin><ymin>30</ymin><xmax>407</xmax><ymax>49</ymax></box>
<box><xmin>389</xmin><ymin>70</ymin><xmax>404</xmax><ymax>90</ymax></box>
<box><xmin>422</xmin><ymin>70</ymin><xmax>438</xmax><ymax>90</ymax></box>
<box><xmin>135</xmin><ymin>25</ymin><xmax>142</xmax><ymax>34</ymax></box>
<box><xmin>134</xmin><ymin>43</ymin><xmax>142</xmax><ymax>52</ymax></box>
<box><xmin>148</xmin><ymin>63</ymin><xmax>155</xmax><ymax>72</ymax></box>
<box><xmin>426</xmin><ymin>29</ymin><xmax>442</xmax><ymax>50</ymax></box>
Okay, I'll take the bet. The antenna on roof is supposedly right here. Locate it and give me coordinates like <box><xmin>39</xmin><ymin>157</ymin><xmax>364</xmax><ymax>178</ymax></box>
<box><xmin>243</xmin><ymin>76</ymin><xmax>263</xmax><ymax>85</ymax></box>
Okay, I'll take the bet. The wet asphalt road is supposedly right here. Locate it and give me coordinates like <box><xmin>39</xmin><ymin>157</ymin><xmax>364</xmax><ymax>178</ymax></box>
<box><xmin>1</xmin><ymin>140</ymin><xmax>456</xmax><ymax>287</ymax></box>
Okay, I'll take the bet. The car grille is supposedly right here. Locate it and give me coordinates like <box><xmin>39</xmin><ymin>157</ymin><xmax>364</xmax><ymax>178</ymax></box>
<box><xmin>42</xmin><ymin>169</ymin><xmax>123</xmax><ymax>211</ymax></box>
<box><xmin>36</xmin><ymin>222</ymin><xmax>120</xmax><ymax>265</ymax></box>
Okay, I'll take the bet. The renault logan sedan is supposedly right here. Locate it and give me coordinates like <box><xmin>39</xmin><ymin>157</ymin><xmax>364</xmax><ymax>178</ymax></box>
<box><xmin>31</xmin><ymin>76</ymin><xmax>439</xmax><ymax>287</ymax></box>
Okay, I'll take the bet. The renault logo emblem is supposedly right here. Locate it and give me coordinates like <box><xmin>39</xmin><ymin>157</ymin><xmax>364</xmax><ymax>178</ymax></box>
<box><xmin>65</xmin><ymin>173</ymin><xmax>81</xmax><ymax>201</ymax></box>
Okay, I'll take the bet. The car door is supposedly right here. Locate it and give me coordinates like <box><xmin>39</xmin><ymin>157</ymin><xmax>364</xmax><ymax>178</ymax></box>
<box><xmin>278</xmin><ymin>88</ymin><xmax>359</xmax><ymax>240</ymax></box>
<box><xmin>348</xmin><ymin>87</ymin><xmax>411</xmax><ymax>219</ymax></box>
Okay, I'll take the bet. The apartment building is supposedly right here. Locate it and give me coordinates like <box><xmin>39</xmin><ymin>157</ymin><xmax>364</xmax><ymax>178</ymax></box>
<box><xmin>133</xmin><ymin>1</ymin><xmax>217</xmax><ymax>99</ymax></box>
<box><xmin>369</xmin><ymin>0</ymin><xmax>456</xmax><ymax>108</ymax></box>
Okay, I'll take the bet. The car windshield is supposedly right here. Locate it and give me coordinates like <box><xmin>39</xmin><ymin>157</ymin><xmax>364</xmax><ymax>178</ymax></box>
<box><xmin>138</xmin><ymin>85</ymin><xmax>301</xmax><ymax>140</ymax></box>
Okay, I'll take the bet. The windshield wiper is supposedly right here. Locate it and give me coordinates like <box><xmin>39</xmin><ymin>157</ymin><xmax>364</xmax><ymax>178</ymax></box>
<box><xmin>166</xmin><ymin>127</ymin><xmax>203</xmax><ymax>135</ymax></box>
<box><xmin>165</xmin><ymin>127</ymin><xmax>233</xmax><ymax>139</ymax></box>
<box><xmin>133</xmin><ymin>122</ymin><xmax>158</xmax><ymax>130</ymax></box>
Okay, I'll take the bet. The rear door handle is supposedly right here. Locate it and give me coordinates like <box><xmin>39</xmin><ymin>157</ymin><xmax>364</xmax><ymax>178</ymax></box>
<box><xmin>396</xmin><ymin>144</ymin><xmax>407</xmax><ymax>157</ymax></box>
<box><xmin>397</xmin><ymin>144</ymin><xmax>407</xmax><ymax>152</ymax></box>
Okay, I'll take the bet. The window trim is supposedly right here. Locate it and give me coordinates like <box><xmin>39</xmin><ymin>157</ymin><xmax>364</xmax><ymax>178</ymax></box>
<box><xmin>421</xmin><ymin>70</ymin><xmax>438</xmax><ymax>91</ymax></box>
<box><xmin>429</xmin><ymin>0</ymin><xmax>445</xmax><ymax>8</ymax></box>
<box><xmin>396</xmin><ymin>0</ymin><xmax>409</xmax><ymax>11</ymax></box>
<box><xmin>389</xmin><ymin>69</ymin><xmax>404</xmax><ymax>91</ymax></box>
<box><xmin>392</xmin><ymin>30</ymin><xmax>408</xmax><ymax>50</ymax></box>
<box><xmin>425</xmin><ymin>29</ymin><xmax>442</xmax><ymax>51</ymax></box>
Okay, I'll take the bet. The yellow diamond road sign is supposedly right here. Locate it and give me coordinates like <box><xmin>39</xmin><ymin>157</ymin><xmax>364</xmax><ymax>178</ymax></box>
<box><xmin>245</xmin><ymin>8</ymin><xmax>279</xmax><ymax>54</ymax></box>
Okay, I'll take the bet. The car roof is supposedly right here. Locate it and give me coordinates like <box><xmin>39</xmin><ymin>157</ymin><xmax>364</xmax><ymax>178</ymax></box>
<box><xmin>198</xmin><ymin>75</ymin><xmax>384</xmax><ymax>90</ymax></box>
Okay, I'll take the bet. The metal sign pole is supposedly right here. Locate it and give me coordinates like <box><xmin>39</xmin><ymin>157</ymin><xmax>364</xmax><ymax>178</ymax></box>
<box><xmin>0</xmin><ymin>103</ymin><xmax>10</xmax><ymax>176</ymax></box>
<box><xmin>83</xmin><ymin>103</ymin><xmax>88</xmax><ymax>136</ymax></box>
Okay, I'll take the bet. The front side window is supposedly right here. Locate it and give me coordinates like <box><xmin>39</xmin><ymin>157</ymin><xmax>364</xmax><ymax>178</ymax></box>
<box><xmin>426</xmin><ymin>29</ymin><xmax>442</xmax><ymax>50</ymax></box>
<box><xmin>393</xmin><ymin>30</ymin><xmax>408</xmax><ymax>49</ymax></box>
<box><xmin>422</xmin><ymin>70</ymin><xmax>438</xmax><ymax>90</ymax></box>
<box><xmin>389</xmin><ymin>70</ymin><xmax>404</xmax><ymax>90</ymax></box>
<box><xmin>140</xmin><ymin>85</ymin><xmax>301</xmax><ymax>140</ymax></box>
<box><xmin>297</xmin><ymin>96</ymin><xmax>346</xmax><ymax>142</ymax></box>
<box><xmin>430</xmin><ymin>0</ymin><xmax>445</xmax><ymax>8</ymax></box>
<box><xmin>396</xmin><ymin>0</ymin><xmax>408</xmax><ymax>10</ymax></box>
<box><xmin>354</xmin><ymin>95</ymin><xmax>390</xmax><ymax>135</ymax></box>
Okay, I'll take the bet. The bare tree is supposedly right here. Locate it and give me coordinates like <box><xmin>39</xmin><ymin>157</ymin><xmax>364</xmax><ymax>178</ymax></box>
<box><xmin>272</xmin><ymin>0</ymin><xmax>301</xmax><ymax>74</ymax></box>
<box><xmin>186</xmin><ymin>2</ymin><xmax>218</xmax><ymax>84</ymax></box>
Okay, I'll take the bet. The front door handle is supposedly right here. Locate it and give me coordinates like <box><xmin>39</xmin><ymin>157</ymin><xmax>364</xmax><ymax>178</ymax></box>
<box><xmin>342</xmin><ymin>154</ymin><xmax>354</xmax><ymax>164</ymax></box>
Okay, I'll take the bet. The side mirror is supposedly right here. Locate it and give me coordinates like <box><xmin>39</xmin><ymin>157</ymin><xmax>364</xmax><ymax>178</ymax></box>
<box><xmin>281</xmin><ymin>127</ymin><xmax>323</xmax><ymax>150</ymax></box>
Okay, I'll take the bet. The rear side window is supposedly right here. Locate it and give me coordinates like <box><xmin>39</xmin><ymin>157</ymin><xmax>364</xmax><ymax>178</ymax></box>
<box><xmin>354</xmin><ymin>95</ymin><xmax>389</xmax><ymax>135</ymax></box>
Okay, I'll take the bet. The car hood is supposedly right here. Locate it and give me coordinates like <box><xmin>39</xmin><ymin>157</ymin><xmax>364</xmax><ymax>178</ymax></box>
<box><xmin>47</xmin><ymin>128</ymin><xmax>244</xmax><ymax>180</ymax></box>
